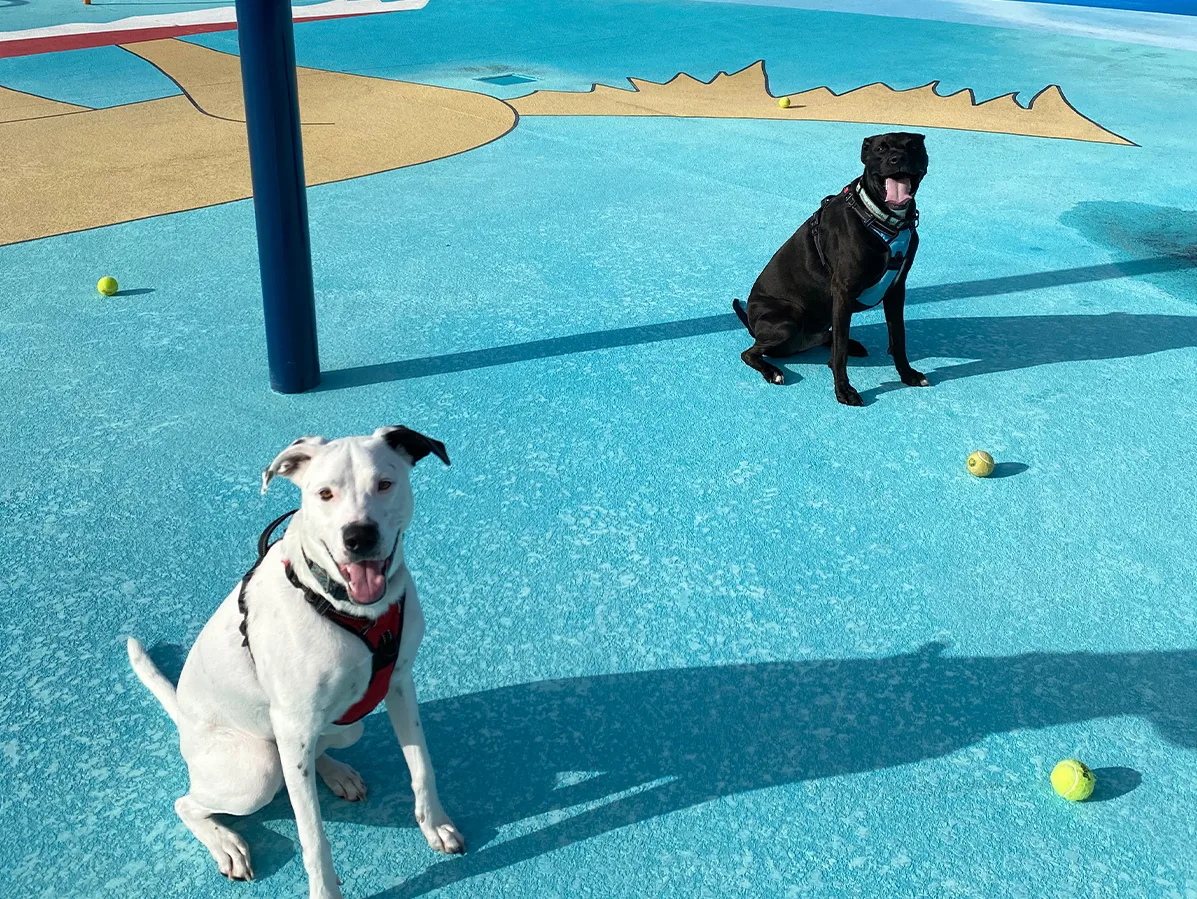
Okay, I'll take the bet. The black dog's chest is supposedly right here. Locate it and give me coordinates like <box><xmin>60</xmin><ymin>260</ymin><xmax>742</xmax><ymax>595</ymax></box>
<box><xmin>852</xmin><ymin>225</ymin><xmax>913</xmax><ymax>309</ymax></box>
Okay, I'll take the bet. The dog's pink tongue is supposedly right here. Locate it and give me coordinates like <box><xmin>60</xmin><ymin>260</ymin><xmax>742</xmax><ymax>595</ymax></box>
<box><xmin>341</xmin><ymin>561</ymin><xmax>386</xmax><ymax>604</ymax></box>
<box><xmin>885</xmin><ymin>176</ymin><xmax>913</xmax><ymax>206</ymax></box>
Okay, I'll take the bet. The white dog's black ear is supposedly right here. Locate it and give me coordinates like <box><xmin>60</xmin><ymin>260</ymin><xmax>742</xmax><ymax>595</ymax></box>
<box><xmin>261</xmin><ymin>436</ymin><xmax>328</xmax><ymax>494</ymax></box>
<box><xmin>376</xmin><ymin>426</ymin><xmax>450</xmax><ymax>466</ymax></box>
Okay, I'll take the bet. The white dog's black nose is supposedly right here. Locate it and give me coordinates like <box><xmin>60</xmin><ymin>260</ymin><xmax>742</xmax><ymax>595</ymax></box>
<box><xmin>342</xmin><ymin>521</ymin><xmax>380</xmax><ymax>556</ymax></box>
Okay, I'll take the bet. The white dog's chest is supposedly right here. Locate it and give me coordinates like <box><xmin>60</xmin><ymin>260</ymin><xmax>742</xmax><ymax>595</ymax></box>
<box><xmin>178</xmin><ymin>565</ymin><xmax>400</xmax><ymax>736</ymax></box>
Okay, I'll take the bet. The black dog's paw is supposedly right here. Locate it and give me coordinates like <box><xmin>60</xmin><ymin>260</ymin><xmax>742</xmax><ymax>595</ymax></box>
<box><xmin>900</xmin><ymin>368</ymin><xmax>930</xmax><ymax>387</ymax></box>
<box><xmin>763</xmin><ymin>367</ymin><xmax>785</xmax><ymax>385</ymax></box>
<box><xmin>835</xmin><ymin>385</ymin><xmax>864</xmax><ymax>406</ymax></box>
<box><xmin>847</xmin><ymin>339</ymin><xmax>868</xmax><ymax>358</ymax></box>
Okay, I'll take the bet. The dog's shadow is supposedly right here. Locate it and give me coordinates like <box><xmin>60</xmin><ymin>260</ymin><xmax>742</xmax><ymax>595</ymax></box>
<box><xmin>184</xmin><ymin>641</ymin><xmax>1190</xmax><ymax>898</ymax></box>
<box><xmin>762</xmin><ymin>312</ymin><xmax>1197</xmax><ymax>404</ymax></box>
<box><xmin>151</xmin><ymin>641</ymin><xmax>1181</xmax><ymax>897</ymax></box>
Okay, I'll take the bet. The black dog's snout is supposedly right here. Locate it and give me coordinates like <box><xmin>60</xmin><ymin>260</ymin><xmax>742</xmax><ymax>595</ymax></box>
<box><xmin>889</xmin><ymin>154</ymin><xmax>902</xmax><ymax>167</ymax></box>
<box><xmin>342</xmin><ymin>521</ymin><xmax>380</xmax><ymax>556</ymax></box>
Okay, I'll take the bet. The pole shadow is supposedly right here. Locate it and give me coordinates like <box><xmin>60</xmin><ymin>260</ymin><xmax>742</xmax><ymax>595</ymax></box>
<box><xmin>854</xmin><ymin>311</ymin><xmax>1197</xmax><ymax>402</ymax></box>
<box><xmin>317</xmin><ymin>255</ymin><xmax>1197</xmax><ymax>391</ymax></box>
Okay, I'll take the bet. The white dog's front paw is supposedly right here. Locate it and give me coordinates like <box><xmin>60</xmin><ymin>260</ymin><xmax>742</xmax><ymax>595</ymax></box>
<box><xmin>315</xmin><ymin>755</ymin><xmax>368</xmax><ymax>802</ymax></box>
<box><xmin>415</xmin><ymin>797</ymin><xmax>465</xmax><ymax>855</ymax></box>
<box><xmin>429</xmin><ymin>821</ymin><xmax>465</xmax><ymax>855</ymax></box>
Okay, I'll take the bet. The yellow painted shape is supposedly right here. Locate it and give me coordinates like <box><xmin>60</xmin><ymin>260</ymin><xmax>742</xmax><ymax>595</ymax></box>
<box><xmin>0</xmin><ymin>86</ymin><xmax>88</xmax><ymax>123</ymax></box>
<box><xmin>0</xmin><ymin>39</ymin><xmax>516</xmax><ymax>247</ymax></box>
<box><xmin>510</xmin><ymin>60</ymin><xmax>1133</xmax><ymax>146</ymax></box>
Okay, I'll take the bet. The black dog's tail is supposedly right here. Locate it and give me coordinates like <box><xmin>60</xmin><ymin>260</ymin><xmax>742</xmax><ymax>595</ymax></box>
<box><xmin>732</xmin><ymin>298</ymin><xmax>753</xmax><ymax>336</ymax></box>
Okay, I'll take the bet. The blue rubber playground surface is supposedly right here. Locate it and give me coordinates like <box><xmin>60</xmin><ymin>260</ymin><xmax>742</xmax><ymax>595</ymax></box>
<box><xmin>3</xmin><ymin>0</ymin><xmax>1197</xmax><ymax>896</ymax></box>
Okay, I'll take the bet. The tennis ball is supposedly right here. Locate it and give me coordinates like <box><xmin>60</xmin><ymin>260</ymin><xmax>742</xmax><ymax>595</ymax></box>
<box><xmin>967</xmin><ymin>450</ymin><xmax>995</xmax><ymax>477</ymax></box>
<box><xmin>97</xmin><ymin>276</ymin><xmax>119</xmax><ymax>296</ymax></box>
<box><xmin>1051</xmin><ymin>759</ymin><xmax>1095</xmax><ymax>801</ymax></box>
<box><xmin>778</xmin><ymin>96</ymin><xmax>791</xmax><ymax>109</ymax></box>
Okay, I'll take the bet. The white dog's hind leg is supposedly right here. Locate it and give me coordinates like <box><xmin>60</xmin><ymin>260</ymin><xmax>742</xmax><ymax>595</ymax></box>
<box><xmin>385</xmin><ymin>670</ymin><xmax>465</xmax><ymax>855</ymax></box>
<box><xmin>314</xmin><ymin>755</ymin><xmax>367</xmax><ymax>802</ymax></box>
<box><xmin>176</xmin><ymin>795</ymin><xmax>255</xmax><ymax>881</ymax></box>
<box><xmin>176</xmin><ymin>724</ymin><xmax>283</xmax><ymax>882</ymax></box>
<box><xmin>315</xmin><ymin>721</ymin><xmax>367</xmax><ymax>801</ymax></box>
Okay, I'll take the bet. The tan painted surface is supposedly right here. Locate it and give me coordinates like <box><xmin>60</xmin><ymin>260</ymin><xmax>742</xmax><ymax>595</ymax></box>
<box><xmin>0</xmin><ymin>48</ymin><xmax>1131</xmax><ymax>247</ymax></box>
<box><xmin>0</xmin><ymin>39</ymin><xmax>516</xmax><ymax>247</ymax></box>
<box><xmin>0</xmin><ymin>86</ymin><xmax>87</xmax><ymax>123</ymax></box>
<box><xmin>510</xmin><ymin>61</ymin><xmax>1133</xmax><ymax>146</ymax></box>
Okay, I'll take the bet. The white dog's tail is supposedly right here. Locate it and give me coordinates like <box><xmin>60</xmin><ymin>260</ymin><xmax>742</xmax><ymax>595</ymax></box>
<box><xmin>126</xmin><ymin>637</ymin><xmax>180</xmax><ymax>725</ymax></box>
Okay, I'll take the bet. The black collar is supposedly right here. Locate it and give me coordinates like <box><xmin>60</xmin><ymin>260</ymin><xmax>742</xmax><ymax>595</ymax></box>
<box><xmin>285</xmin><ymin>559</ymin><xmax>369</xmax><ymax>625</ymax></box>
<box><xmin>847</xmin><ymin>177</ymin><xmax>917</xmax><ymax>237</ymax></box>
<box><xmin>296</xmin><ymin>550</ymin><xmax>354</xmax><ymax>607</ymax></box>
<box><xmin>256</xmin><ymin>508</ymin><xmax>402</xmax><ymax>616</ymax></box>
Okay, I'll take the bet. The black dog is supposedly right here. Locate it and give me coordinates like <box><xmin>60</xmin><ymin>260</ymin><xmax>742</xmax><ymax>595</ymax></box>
<box><xmin>734</xmin><ymin>133</ymin><xmax>930</xmax><ymax>406</ymax></box>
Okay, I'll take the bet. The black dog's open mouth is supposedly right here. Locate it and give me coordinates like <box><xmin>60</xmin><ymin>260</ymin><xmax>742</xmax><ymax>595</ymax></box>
<box><xmin>885</xmin><ymin>174</ymin><xmax>914</xmax><ymax>209</ymax></box>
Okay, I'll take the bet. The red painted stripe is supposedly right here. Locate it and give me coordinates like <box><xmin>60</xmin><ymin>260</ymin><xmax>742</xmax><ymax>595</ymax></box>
<box><xmin>0</xmin><ymin>21</ymin><xmax>237</xmax><ymax>59</ymax></box>
<box><xmin>0</xmin><ymin>11</ymin><xmax>375</xmax><ymax>59</ymax></box>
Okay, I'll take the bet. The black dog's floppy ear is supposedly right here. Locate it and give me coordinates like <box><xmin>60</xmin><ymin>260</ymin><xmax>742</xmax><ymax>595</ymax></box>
<box><xmin>261</xmin><ymin>436</ymin><xmax>328</xmax><ymax>494</ymax></box>
<box><xmin>860</xmin><ymin>135</ymin><xmax>875</xmax><ymax>164</ymax></box>
<box><xmin>377</xmin><ymin>426</ymin><xmax>450</xmax><ymax>466</ymax></box>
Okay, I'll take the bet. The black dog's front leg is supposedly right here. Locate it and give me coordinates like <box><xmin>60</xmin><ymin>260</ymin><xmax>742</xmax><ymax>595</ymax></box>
<box><xmin>882</xmin><ymin>281</ymin><xmax>929</xmax><ymax>388</ymax></box>
<box><xmin>829</xmin><ymin>285</ymin><xmax>863</xmax><ymax>406</ymax></box>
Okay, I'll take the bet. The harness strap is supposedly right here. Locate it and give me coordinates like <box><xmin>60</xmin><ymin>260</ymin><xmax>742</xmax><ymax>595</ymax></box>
<box><xmin>806</xmin><ymin>180</ymin><xmax>917</xmax><ymax>299</ymax></box>
<box><xmin>258</xmin><ymin>508</ymin><xmax>297</xmax><ymax>559</ymax></box>
<box><xmin>238</xmin><ymin>509</ymin><xmax>405</xmax><ymax>724</ymax></box>
<box><xmin>236</xmin><ymin>554</ymin><xmax>264</xmax><ymax>655</ymax></box>
<box><xmin>238</xmin><ymin>509</ymin><xmax>298</xmax><ymax>656</ymax></box>
<box><xmin>282</xmin><ymin>562</ymin><xmax>401</xmax><ymax>649</ymax></box>
<box><xmin>809</xmin><ymin>205</ymin><xmax>829</xmax><ymax>270</ymax></box>
<box><xmin>297</xmin><ymin>553</ymin><xmax>353</xmax><ymax>606</ymax></box>
<box><xmin>281</xmin><ymin>561</ymin><xmax>404</xmax><ymax>723</ymax></box>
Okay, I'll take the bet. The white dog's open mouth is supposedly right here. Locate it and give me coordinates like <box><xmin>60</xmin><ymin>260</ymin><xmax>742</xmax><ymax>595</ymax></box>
<box><xmin>885</xmin><ymin>175</ymin><xmax>913</xmax><ymax>209</ymax></box>
<box><xmin>338</xmin><ymin>560</ymin><xmax>388</xmax><ymax>604</ymax></box>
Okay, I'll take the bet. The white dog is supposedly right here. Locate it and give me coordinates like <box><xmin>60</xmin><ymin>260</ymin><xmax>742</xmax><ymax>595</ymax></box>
<box><xmin>127</xmin><ymin>426</ymin><xmax>464</xmax><ymax>899</ymax></box>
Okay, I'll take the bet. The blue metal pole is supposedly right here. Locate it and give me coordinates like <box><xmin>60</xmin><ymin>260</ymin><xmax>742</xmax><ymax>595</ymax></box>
<box><xmin>235</xmin><ymin>0</ymin><xmax>320</xmax><ymax>393</ymax></box>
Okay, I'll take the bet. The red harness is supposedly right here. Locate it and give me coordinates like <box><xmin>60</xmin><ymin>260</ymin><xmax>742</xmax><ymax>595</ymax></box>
<box><xmin>283</xmin><ymin>560</ymin><xmax>404</xmax><ymax>725</ymax></box>
<box><xmin>239</xmin><ymin>510</ymin><xmax>404</xmax><ymax>726</ymax></box>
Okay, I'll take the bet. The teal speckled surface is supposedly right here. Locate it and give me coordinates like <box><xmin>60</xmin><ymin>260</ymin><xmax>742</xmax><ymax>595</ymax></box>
<box><xmin>0</xmin><ymin>44</ymin><xmax>181</xmax><ymax>108</ymax></box>
<box><xmin>2</xmin><ymin>1</ymin><xmax>1197</xmax><ymax>897</ymax></box>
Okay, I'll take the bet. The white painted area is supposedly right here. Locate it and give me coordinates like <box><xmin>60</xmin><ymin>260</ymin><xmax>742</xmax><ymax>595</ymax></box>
<box><xmin>694</xmin><ymin>0</ymin><xmax>1197</xmax><ymax>52</ymax></box>
<box><xmin>0</xmin><ymin>0</ymin><xmax>427</xmax><ymax>44</ymax></box>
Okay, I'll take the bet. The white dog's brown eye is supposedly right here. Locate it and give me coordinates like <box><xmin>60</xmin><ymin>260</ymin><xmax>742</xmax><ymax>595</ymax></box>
<box><xmin>378</xmin><ymin>479</ymin><xmax>393</xmax><ymax>492</ymax></box>
<box><xmin>318</xmin><ymin>488</ymin><xmax>334</xmax><ymax>501</ymax></box>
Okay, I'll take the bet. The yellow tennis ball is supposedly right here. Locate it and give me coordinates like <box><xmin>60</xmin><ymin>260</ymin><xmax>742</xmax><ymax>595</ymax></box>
<box><xmin>778</xmin><ymin>96</ymin><xmax>791</xmax><ymax>109</ymax></box>
<box><xmin>1051</xmin><ymin>759</ymin><xmax>1095</xmax><ymax>801</ymax></box>
<box><xmin>97</xmin><ymin>276</ymin><xmax>119</xmax><ymax>296</ymax></box>
<box><xmin>967</xmin><ymin>450</ymin><xmax>995</xmax><ymax>477</ymax></box>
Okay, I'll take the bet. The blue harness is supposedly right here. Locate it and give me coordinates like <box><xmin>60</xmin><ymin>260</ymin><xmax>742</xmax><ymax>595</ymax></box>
<box><xmin>808</xmin><ymin>179</ymin><xmax>917</xmax><ymax>309</ymax></box>
<box><xmin>855</xmin><ymin>226</ymin><xmax>912</xmax><ymax>309</ymax></box>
